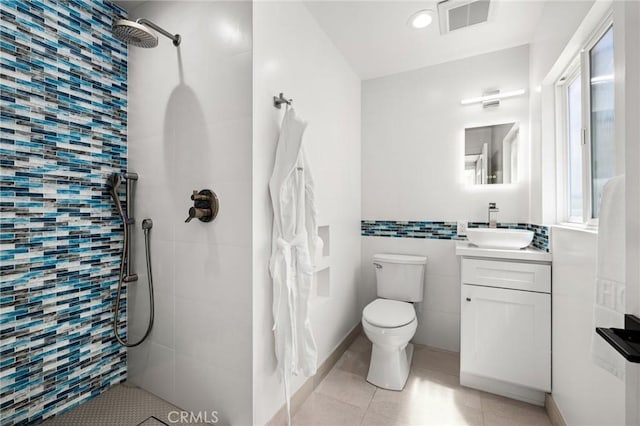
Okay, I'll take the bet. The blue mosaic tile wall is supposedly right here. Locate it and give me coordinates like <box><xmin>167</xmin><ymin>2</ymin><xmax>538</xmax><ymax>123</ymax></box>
<box><xmin>0</xmin><ymin>0</ymin><xmax>127</xmax><ymax>424</ymax></box>
<box><xmin>361</xmin><ymin>220</ymin><xmax>550</xmax><ymax>252</ymax></box>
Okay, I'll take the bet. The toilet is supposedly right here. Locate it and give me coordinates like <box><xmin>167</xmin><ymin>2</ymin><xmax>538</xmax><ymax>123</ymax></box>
<box><xmin>362</xmin><ymin>253</ymin><xmax>426</xmax><ymax>391</ymax></box>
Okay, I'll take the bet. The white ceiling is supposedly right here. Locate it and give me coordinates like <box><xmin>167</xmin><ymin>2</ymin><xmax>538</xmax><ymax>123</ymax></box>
<box><xmin>304</xmin><ymin>1</ymin><xmax>547</xmax><ymax>80</ymax></box>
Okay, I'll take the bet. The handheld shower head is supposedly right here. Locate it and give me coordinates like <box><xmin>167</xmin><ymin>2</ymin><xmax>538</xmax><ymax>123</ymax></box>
<box><xmin>107</xmin><ymin>173</ymin><xmax>122</xmax><ymax>193</ymax></box>
<box><xmin>107</xmin><ymin>173</ymin><xmax>127</xmax><ymax>222</ymax></box>
<box><xmin>113</xmin><ymin>18</ymin><xmax>181</xmax><ymax>48</ymax></box>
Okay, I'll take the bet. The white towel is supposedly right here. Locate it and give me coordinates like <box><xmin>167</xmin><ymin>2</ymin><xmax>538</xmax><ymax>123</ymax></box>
<box><xmin>592</xmin><ymin>175</ymin><xmax>626</xmax><ymax>380</ymax></box>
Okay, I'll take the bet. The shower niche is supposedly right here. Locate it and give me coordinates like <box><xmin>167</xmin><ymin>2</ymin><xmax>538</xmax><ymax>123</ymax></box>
<box><xmin>313</xmin><ymin>225</ymin><xmax>331</xmax><ymax>300</ymax></box>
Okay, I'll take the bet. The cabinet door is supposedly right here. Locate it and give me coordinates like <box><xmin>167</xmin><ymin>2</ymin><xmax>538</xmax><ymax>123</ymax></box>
<box><xmin>461</xmin><ymin>284</ymin><xmax>551</xmax><ymax>391</ymax></box>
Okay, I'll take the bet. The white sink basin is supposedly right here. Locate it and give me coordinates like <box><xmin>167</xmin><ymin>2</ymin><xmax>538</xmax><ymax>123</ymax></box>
<box><xmin>465</xmin><ymin>228</ymin><xmax>534</xmax><ymax>249</ymax></box>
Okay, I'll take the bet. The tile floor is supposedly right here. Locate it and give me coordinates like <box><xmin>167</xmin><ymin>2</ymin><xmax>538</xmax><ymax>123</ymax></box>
<box><xmin>290</xmin><ymin>335</ymin><xmax>552</xmax><ymax>426</ymax></box>
<box><xmin>41</xmin><ymin>383</ymin><xmax>209</xmax><ymax>426</ymax></box>
<box><xmin>41</xmin><ymin>334</ymin><xmax>552</xmax><ymax>426</ymax></box>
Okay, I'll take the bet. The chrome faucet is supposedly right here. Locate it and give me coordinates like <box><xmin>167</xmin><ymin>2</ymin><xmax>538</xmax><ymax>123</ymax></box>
<box><xmin>488</xmin><ymin>203</ymin><xmax>499</xmax><ymax>228</ymax></box>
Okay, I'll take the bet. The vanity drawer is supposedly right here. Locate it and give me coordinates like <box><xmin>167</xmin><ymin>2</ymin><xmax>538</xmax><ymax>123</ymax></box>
<box><xmin>461</xmin><ymin>258</ymin><xmax>551</xmax><ymax>293</ymax></box>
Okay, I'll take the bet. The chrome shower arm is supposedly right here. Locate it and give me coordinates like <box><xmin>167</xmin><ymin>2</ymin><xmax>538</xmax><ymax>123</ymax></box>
<box><xmin>136</xmin><ymin>18</ymin><xmax>181</xmax><ymax>46</ymax></box>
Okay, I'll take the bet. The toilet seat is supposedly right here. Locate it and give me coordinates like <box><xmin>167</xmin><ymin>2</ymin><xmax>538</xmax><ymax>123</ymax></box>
<box><xmin>363</xmin><ymin>298</ymin><xmax>415</xmax><ymax>328</ymax></box>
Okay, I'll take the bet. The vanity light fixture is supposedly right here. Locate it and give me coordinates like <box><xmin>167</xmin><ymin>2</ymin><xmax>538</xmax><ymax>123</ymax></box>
<box><xmin>408</xmin><ymin>9</ymin><xmax>435</xmax><ymax>29</ymax></box>
<box><xmin>460</xmin><ymin>89</ymin><xmax>526</xmax><ymax>107</ymax></box>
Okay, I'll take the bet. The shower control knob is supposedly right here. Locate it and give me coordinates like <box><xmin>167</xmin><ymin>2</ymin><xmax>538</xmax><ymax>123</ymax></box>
<box><xmin>185</xmin><ymin>189</ymin><xmax>219</xmax><ymax>223</ymax></box>
<box><xmin>191</xmin><ymin>190</ymin><xmax>211</xmax><ymax>201</ymax></box>
<box><xmin>185</xmin><ymin>207</ymin><xmax>212</xmax><ymax>223</ymax></box>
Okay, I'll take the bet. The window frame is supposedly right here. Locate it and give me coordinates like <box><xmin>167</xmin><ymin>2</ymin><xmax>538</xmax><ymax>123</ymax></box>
<box><xmin>555</xmin><ymin>15</ymin><xmax>614</xmax><ymax>228</ymax></box>
<box><xmin>555</xmin><ymin>59</ymin><xmax>583</xmax><ymax>224</ymax></box>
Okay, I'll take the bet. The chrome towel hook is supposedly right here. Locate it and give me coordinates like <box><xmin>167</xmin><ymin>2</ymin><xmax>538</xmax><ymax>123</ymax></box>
<box><xmin>273</xmin><ymin>92</ymin><xmax>292</xmax><ymax>109</ymax></box>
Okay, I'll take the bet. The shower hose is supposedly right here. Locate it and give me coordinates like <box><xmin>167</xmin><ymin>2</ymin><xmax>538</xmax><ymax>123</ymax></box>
<box><xmin>112</xmin><ymin>217</ymin><xmax>155</xmax><ymax>347</ymax></box>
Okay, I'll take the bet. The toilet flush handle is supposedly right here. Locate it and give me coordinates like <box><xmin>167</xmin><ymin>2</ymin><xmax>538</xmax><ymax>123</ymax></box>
<box><xmin>373</xmin><ymin>263</ymin><xmax>382</xmax><ymax>269</ymax></box>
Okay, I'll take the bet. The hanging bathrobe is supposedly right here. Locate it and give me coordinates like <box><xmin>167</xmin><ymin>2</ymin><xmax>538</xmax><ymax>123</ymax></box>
<box><xmin>269</xmin><ymin>108</ymin><xmax>321</xmax><ymax>423</ymax></box>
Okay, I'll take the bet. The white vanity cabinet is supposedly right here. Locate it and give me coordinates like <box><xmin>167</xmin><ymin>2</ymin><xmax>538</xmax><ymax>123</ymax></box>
<box><xmin>456</xmin><ymin>244</ymin><xmax>552</xmax><ymax>406</ymax></box>
<box><xmin>461</xmin><ymin>282</ymin><xmax>551</xmax><ymax>391</ymax></box>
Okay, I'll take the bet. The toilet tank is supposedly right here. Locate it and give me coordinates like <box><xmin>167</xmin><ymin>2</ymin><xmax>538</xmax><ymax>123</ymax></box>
<box><xmin>373</xmin><ymin>253</ymin><xmax>427</xmax><ymax>302</ymax></box>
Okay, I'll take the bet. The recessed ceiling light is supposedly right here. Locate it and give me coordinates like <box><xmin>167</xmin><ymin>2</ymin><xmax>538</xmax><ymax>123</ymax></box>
<box><xmin>408</xmin><ymin>10</ymin><xmax>434</xmax><ymax>29</ymax></box>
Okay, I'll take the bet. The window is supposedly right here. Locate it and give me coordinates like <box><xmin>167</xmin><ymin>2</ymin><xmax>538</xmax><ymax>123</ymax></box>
<box><xmin>588</xmin><ymin>26</ymin><xmax>615</xmax><ymax>218</ymax></box>
<box><xmin>557</xmin><ymin>22</ymin><xmax>615</xmax><ymax>225</ymax></box>
<box><xmin>567</xmin><ymin>72</ymin><xmax>583</xmax><ymax>221</ymax></box>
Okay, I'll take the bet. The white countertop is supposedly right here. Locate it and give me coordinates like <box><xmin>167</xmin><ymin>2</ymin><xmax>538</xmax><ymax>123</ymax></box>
<box><xmin>455</xmin><ymin>242</ymin><xmax>552</xmax><ymax>263</ymax></box>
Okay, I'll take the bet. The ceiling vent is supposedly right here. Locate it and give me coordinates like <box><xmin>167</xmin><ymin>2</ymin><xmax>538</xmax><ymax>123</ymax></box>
<box><xmin>437</xmin><ymin>0</ymin><xmax>492</xmax><ymax>34</ymax></box>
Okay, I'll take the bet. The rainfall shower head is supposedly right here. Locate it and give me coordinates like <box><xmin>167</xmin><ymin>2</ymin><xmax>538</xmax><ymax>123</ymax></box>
<box><xmin>113</xmin><ymin>18</ymin><xmax>181</xmax><ymax>48</ymax></box>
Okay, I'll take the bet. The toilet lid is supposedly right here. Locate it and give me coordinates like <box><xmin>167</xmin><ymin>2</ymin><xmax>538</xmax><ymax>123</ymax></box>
<box><xmin>363</xmin><ymin>299</ymin><xmax>415</xmax><ymax>328</ymax></box>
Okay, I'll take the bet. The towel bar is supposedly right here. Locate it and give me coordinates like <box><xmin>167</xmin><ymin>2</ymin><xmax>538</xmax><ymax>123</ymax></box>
<box><xmin>596</xmin><ymin>314</ymin><xmax>640</xmax><ymax>363</ymax></box>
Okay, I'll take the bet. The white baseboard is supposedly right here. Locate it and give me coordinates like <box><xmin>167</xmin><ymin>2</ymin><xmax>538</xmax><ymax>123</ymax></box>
<box><xmin>545</xmin><ymin>393</ymin><xmax>567</xmax><ymax>426</ymax></box>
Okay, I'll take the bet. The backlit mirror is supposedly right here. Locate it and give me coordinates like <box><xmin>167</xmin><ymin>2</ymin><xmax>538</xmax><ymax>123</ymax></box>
<box><xmin>464</xmin><ymin>122</ymin><xmax>519</xmax><ymax>185</ymax></box>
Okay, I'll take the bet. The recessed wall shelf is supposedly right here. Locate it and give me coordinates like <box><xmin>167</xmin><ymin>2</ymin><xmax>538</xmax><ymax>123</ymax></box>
<box><xmin>313</xmin><ymin>225</ymin><xmax>331</xmax><ymax>299</ymax></box>
<box><xmin>315</xmin><ymin>267</ymin><xmax>330</xmax><ymax>298</ymax></box>
<box><xmin>314</xmin><ymin>258</ymin><xmax>330</xmax><ymax>273</ymax></box>
<box><xmin>318</xmin><ymin>225</ymin><xmax>330</xmax><ymax>257</ymax></box>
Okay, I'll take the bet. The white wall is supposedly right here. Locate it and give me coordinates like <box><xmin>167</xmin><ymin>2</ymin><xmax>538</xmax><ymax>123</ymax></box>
<box><xmin>362</xmin><ymin>45</ymin><xmax>530</xmax><ymax>223</ymax></box>
<box><xmin>362</xmin><ymin>238</ymin><xmax>461</xmax><ymax>352</ymax></box>
<box><xmin>360</xmin><ymin>45</ymin><xmax>530</xmax><ymax>351</ymax></box>
<box><xmin>529</xmin><ymin>3</ymin><xmax>631</xmax><ymax>424</ymax></box>
<box><xmin>126</xmin><ymin>2</ymin><xmax>253</xmax><ymax>424</ymax></box>
<box><xmin>551</xmin><ymin>227</ymin><xmax>625</xmax><ymax>426</ymax></box>
<box><xmin>528</xmin><ymin>0</ymin><xmax>594</xmax><ymax>224</ymax></box>
<box><xmin>252</xmin><ymin>2</ymin><xmax>362</xmax><ymax>425</ymax></box>
<box><xmin>616</xmin><ymin>2</ymin><xmax>640</xmax><ymax>423</ymax></box>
